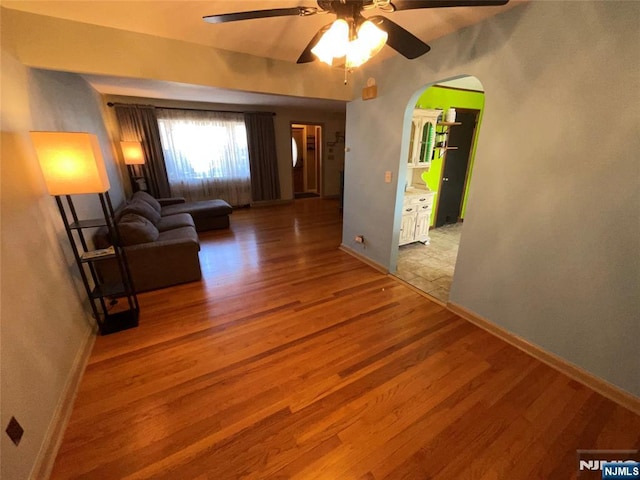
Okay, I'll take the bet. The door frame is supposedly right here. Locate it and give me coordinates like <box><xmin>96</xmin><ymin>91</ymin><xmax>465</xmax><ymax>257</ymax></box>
<box><xmin>291</xmin><ymin>126</ymin><xmax>305</xmax><ymax>195</ymax></box>
<box><xmin>432</xmin><ymin>107</ymin><xmax>481</xmax><ymax>226</ymax></box>
<box><xmin>290</xmin><ymin>122</ymin><xmax>324</xmax><ymax>197</ymax></box>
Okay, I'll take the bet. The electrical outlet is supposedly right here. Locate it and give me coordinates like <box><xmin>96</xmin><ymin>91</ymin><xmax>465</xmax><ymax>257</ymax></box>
<box><xmin>355</xmin><ymin>235</ymin><xmax>365</xmax><ymax>244</ymax></box>
<box><xmin>6</xmin><ymin>416</ymin><xmax>24</xmax><ymax>446</ymax></box>
<box><xmin>384</xmin><ymin>171</ymin><xmax>392</xmax><ymax>183</ymax></box>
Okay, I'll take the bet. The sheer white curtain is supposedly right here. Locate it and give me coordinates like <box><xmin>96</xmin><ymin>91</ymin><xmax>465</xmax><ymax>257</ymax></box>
<box><xmin>156</xmin><ymin>109</ymin><xmax>252</xmax><ymax>206</ymax></box>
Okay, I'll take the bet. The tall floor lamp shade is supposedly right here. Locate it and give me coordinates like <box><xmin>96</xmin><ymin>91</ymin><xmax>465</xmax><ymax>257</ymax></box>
<box><xmin>31</xmin><ymin>131</ymin><xmax>139</xmax><ymax>335</ymax></box>
<box><xmin>31</xmin><ymin>132</ymin><xmax>110</xmax><ymax>195</ymax></box>
<box><xmin>120</xmin><ymin>140</ymin><xmax>144</xmax><ymax>165</ymax></box>
<box><xmin>120</xmin><ymin>140</ymin><xmax>147</xmax><ymax>191</ymax></box>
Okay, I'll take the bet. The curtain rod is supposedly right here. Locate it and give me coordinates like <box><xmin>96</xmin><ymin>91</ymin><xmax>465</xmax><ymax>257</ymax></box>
<box><xmin>106</xmin><ymin>102</ymin><xmax>275</xmax><ymax>116</ymax></box>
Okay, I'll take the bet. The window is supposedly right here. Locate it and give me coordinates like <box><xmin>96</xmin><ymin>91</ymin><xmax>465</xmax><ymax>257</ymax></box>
<box><xmin>157</xmin><ymin>109</ymin><xmax>252</xmax><ymax>206</ymax></box>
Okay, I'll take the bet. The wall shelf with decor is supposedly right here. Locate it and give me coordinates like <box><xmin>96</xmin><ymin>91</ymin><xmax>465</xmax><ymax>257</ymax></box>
<box><xmin>433</xmin><ymin>121</ymin><xmax>462</xmax><ymax>159</ymax></box>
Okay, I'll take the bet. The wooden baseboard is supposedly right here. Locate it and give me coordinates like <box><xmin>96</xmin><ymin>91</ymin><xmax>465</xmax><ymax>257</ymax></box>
<box><xmin>447</xmin><ymin>302</ymin><xmax>640</xmax><ymax>416</ymax></box>
<box><xmin>32</xmin><ymin>326</ymin><xmax>95</xmax><ymax>479</ymax></box>
<box><xmin>339</xmin><ymin>244</ymin><xmax>388</xmax><ymax>274</ymax></box>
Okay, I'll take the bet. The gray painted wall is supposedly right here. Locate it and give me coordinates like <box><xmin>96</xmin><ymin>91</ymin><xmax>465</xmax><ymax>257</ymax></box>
<box><xmin>342</xmin><ymin>1</ymin><xmax>639</xmax><ymax>397</ymax></box>
<box><xmin>2</xmin><ymin>17</ymin><xmax>126</xmax><ymax>478</ymax></box>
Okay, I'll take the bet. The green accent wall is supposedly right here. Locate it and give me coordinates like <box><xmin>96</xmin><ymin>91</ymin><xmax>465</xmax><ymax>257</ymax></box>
<box><xmin>415</xmin><ymin>86</ymin><xmax>485</xmax><ymax>226</ymax></box>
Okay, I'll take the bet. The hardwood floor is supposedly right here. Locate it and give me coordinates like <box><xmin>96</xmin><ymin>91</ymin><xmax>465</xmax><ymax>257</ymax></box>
<box><xmin>50</xmin><ymin>198</ymin><xmax>639</xmax><ymax>479</ymax></box>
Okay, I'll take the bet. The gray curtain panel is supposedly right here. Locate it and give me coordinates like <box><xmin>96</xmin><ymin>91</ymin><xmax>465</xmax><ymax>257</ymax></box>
<box><xmin>114</xmin><ymin>105</ymin><xmax>171</xmax><ymax>198</ymax></box>
<box><xmin>244</xmin><ymin>112</ymin><xmax>281</xmax><ymax>202</ymax></box>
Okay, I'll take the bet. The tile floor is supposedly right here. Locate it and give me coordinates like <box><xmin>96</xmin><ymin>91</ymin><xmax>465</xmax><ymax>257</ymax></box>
<box><xmin>395</xmin><ymin>222</ymin><xmax>463</xmax><ymax>303</ymax></box>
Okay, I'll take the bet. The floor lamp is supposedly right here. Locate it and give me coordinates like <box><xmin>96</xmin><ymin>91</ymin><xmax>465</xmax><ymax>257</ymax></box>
<box><xmin>120</xmin><ymin>140</ymin><xmax>147</xmax><ymax>192</ymax></box>
<box><xmin>31</xmin><ymin>131</ymin><xmax>139</xmax><ymax>335</ymax></box>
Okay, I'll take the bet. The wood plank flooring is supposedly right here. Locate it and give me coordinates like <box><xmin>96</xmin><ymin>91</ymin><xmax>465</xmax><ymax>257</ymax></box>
<box><xmin>50</xmin><ymin>198</ymin><xmax>640</xmax><ymax>479</ymax></box>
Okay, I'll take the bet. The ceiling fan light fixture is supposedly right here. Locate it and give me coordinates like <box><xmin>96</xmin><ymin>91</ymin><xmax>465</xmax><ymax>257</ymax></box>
<box><xmin>311</xmin><ymin>18</ymin><xmax>350</xmax><ymax>65</ymax></box>
<box><xmin>346</xmin><ymin>20</ymin><xmax>388</xmax><ymax>68</ymax></box>
<box><xmin>312</xmin><ymin>17</ymin><xmax>388</xmax><ymax>68</ymax></box>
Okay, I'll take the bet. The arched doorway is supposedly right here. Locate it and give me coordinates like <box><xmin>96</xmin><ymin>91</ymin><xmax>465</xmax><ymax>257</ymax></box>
<box><xmin>393</xmin><ymin>75</ymin><xmax>486</xmax><ymax>304</ymax></box>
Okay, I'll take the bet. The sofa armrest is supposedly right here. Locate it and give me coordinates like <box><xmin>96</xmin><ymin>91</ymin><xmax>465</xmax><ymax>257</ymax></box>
<box><xmin>157</xmin><ymin>197</ymin><xmax>186</xmax><ymax>206</ymax></box>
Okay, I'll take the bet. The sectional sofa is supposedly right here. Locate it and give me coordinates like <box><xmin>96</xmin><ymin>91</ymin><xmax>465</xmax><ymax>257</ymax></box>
<box><xmin>94</xmin><ymin>191</ymin><xmax>232</xmax><ymax>292</ymax></box>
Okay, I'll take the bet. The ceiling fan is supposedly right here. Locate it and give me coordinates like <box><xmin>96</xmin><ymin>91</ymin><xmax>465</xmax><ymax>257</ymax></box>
<box><xmin>203</xmin><ymin>0</ymin><xmax>509</xmax><ymax>68</ymax></box>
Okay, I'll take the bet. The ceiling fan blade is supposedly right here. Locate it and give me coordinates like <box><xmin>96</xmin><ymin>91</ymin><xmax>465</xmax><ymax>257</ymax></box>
<box><xmin>297</xmin><ymin>23</ymin><xmax>333</xmax><ymax>64</ymax></box>
<box><xmin>390</xmin><ymin>0</ymin><xmax>508</xmax><ymax>11</ymax></box>
<box><xmin>369</xmin><ymin>16</ymin><xmax>430</xmax><ymax>59</ymax></box>
<box><xmin>203</xmin><ymin>7</ymin><xmax>317</xmax><ymax>25</ymax></box>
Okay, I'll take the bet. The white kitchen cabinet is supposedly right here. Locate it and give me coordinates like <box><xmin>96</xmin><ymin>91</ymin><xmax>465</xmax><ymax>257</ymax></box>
<box><xmin>399</xmin><ymin>206</ymin><xmax>418</xmax><ymax>245</ymax></box>
<box><xmin>400</xmin><ymin>109</ymin><xmax>441</xmax><ymax>246</ymax></box>
<box><xmin>399</xmin><ymin>189</ymin><xmax>435</xmax><ymax>246</ymax></box>
<box><xmin>415</xmin><ymin>204</ymin><xmax>432</xmax><ymax>241</ymax></box>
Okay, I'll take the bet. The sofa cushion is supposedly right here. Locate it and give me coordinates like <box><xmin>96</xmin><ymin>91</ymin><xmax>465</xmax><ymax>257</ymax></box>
<box><xmin>132</xmin><ymin>191</ymin><xmax>162</xmax><ymax>213</ymax></box>
<box><xmin>161</xmin><ymin>199</ymin><xmax>232</xmax><ymax>218</ymax></box>
<box><xmin>118</xmin><ymin>213</ymin><xmax>159</xmax><ymax>246</ymax></box>
<box><xmin>122</xmin><ymin>199</ymin><xmax>161</xmax><ymax>225</ymax></box>
<box><xmin>156</xmin><ymin>213</ymin><xmax>195</xmax><ymax>232</ymax></box>
<box><xmin>161</xmin><ymin>199</ymin><xmax>232</xmax><ymax>232</ymax></box>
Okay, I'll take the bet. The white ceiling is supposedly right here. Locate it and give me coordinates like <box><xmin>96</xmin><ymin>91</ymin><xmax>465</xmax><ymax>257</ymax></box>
<box><xmin>5</xmin><ymin>1</ymin><xmax>514</xmax><ymax>107</ymax></box>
